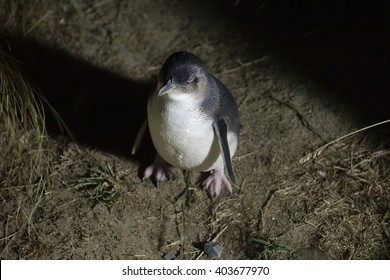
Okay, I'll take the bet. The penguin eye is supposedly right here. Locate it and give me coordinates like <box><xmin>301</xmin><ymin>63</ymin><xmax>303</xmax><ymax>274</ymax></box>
<box><xmin>189</xmin><ymin>76</ymin><xmax>199</xmax><ymax>84</ymax></box>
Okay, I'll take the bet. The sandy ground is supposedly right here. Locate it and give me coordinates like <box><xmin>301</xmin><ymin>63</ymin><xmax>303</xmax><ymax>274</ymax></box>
<box><xmin>1</xmin><ymin>0</ymin><xmax>389</xmax><ymax>259</ymax></box>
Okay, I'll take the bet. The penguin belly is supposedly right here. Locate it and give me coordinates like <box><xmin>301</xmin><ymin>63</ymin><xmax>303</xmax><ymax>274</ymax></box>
<box><xmin>148</xmin><ymin>101</ymin><xmax>233</xmax><ymax>172</ymax></box>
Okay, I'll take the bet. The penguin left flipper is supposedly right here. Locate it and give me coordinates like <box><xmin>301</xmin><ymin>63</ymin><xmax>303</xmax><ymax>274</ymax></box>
<box><xmin>132</xmin><ymin>119</ymin><xmax>175</xmax><ymax>185</ymax></box>
<box><xmin>131</xmin><ymin>119</ymin><xmax>148</xmax><ymax>155</ymax></box>
<box><xmin>212</xmin><ymin>119</ymin><xmax>237</xmax><ymax>184</ymax></box>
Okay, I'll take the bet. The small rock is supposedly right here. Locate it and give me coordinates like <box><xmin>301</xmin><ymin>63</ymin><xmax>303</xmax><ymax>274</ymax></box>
<box><xmin>163</xmin><ymin>252</ymin><xmax>176</xmax><ymax>260</ymax></box>
<box><xmin>59</xmin><ymin>18</ymin><xmax>66</xmax><ymax>26</ymax></box>
<box><xmin>318</xmin><ymin>170</ymin><xmax>327</xmax><ymax>178</ymax></box>
<box><xmin>204</xmin><ymin>242</ymin><xmax>223</xmax><ymax>259</ymax></box>
<box><xmin>62</xmin><ymin>3</ymin><xmax>72</xmax><ymax>14</ymax></box>
<box><xmin>90</xmin><ymin>27</ymin><xmax>106</xmax><ymax>37</ymax></box>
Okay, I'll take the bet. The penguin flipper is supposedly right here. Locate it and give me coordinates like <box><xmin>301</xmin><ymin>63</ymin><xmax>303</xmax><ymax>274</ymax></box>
<box><xmin>212</xmin><ymin>119</ymin><xmax>237</xmax><ymax>184</ymax></box>
<box><xmin>131</xmin><ymin>119</ymin><xmax>148</xmax><ymax>155</ymax></box>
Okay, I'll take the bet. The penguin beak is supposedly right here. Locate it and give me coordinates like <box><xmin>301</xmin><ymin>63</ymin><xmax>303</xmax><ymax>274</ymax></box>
<box><xmin>157</xmin><ymin>78</ymin><xmax>175</xmax><ymax>97</ymax></box>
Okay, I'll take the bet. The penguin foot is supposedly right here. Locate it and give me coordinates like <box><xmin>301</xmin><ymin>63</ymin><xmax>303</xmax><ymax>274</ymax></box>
<box><xmin>142</xmin><ymin>154</ymin><xmax>174</xmax><ymax>187</ymax></box>
<box><xmin>201</xmin><ymin>168</ymin><xmax>233</xmax><ymax>202</ymax></box>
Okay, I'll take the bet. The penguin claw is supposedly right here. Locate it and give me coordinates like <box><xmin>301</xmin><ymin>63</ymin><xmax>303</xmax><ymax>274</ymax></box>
<box><xmin>201</xmin><ymin>168</ymin><xmax>233</xmax><ymax>202</ymax></box>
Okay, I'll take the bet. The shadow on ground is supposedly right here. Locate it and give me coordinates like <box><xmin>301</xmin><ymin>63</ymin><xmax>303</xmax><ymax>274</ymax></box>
<box><xmin>1</xmin><ymin>35</ymin><xmax>156</xmax><ymax>161</ymax></box>
<box><xmin>3</xmin><ymin>0</ymin><xmax>390</xmax><ymax>158</ymax></box>
<box><xmin>223</xmin><ymin>0</ymin><xmax>390</xmax><ymax>126</ymax></box>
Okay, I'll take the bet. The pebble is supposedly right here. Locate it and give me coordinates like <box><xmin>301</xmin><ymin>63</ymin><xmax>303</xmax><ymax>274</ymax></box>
<box><xmin>204</xmin><ymin>242</ymin><xmax>223</xmax><ymax>259</ymax></box>
<box><xmin>318</xmin><ymin>170</ymin><xmax>327</xmax><ymax>178</ymax></box>
<box><xmin>163</xmin><ymin>252</ymin><xmax>176</xmax><ymax>260</ymax></box>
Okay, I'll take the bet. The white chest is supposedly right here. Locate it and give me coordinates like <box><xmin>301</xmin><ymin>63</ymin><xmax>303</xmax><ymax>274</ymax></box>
<box><xmin>147</xmin><ymin>96</ymin><xmax>222</xmax><ymax>171</ymax></box>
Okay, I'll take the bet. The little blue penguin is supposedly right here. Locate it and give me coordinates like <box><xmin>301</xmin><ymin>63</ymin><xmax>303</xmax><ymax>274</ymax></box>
<box><xmin>133</xmin><ymin>51</ymin><xmax>240</xmax><ymax>201</ymax></box>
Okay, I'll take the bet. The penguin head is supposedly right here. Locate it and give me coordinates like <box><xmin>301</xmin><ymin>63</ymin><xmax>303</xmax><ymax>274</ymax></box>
<box><xmin>157</xmin><ymin>52</ymin><xmax>208</xmax><ymax>99</ymax></box>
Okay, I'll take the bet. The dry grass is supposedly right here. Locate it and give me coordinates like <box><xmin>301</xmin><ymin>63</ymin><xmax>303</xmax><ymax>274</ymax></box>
<box><xmin>0</xmin><ymin>1</ymin><xmax>52</xmax><ymax>256</ymax></box>
<box><xmin>0</xmin><ymin>0</ymin><xmax>54</xmax><ymax>35</ymax></box>
<box><xmin>275</xmin><ymin>136</ymin><xmax>390</xmax><ymax>259</ymax></box>
<box><xmin>73</xmin><ymin>159</ymin><xmax>135</xmax><ymax>203</ymax></box>
<box><xmin>0</xmin><ymin>48</ymin><xmax>49</xmax><ymax>188</ymax></box>
<box><xmin>0</xmin><ymin>45</ymin><xmax>55</xmax><ymax>257</ymax></box>
<box><xmin>1</xmin><ymin>1</ymin><xmax>74</xmax><ymax>257</ymax></box>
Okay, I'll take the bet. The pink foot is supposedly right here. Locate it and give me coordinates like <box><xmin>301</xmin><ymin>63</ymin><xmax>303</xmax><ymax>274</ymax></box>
<box><xmin>201</xmin><ymin>168</ymin><xmax>233</xmax><ymax>201</ymax></box>
<box><xmin>143</xmin><ymin>154</ymin><xmax>174</xmax><ymax>187</ymax></box>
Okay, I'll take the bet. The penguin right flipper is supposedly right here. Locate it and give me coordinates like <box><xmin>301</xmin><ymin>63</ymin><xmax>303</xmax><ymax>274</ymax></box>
<box><xmin>131</xmin><ymin>119</ymin><xmax>148</xmax><ymax>155</ymax></box>
<box><xmin>212</xmin><ymin>119</ymin><xmax>237</xmax><ymax>184</ymax></box>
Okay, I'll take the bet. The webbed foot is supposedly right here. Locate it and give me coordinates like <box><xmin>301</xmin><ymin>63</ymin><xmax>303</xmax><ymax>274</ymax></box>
<box><xmin>143</xmin><ymin>154</ymin><xmax>175</xmax><ymax>187</ymax></box>
<box><xmin>200</xmin><ymin>168</ymin><xmax>233</xmax><ymax>202</ymax></box>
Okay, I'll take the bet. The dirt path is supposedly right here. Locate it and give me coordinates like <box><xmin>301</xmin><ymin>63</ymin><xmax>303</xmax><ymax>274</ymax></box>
<box><xmin>1</xmin><ymin>0</ymin><xmax>389</xmax><ymax>259</ymax></box>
